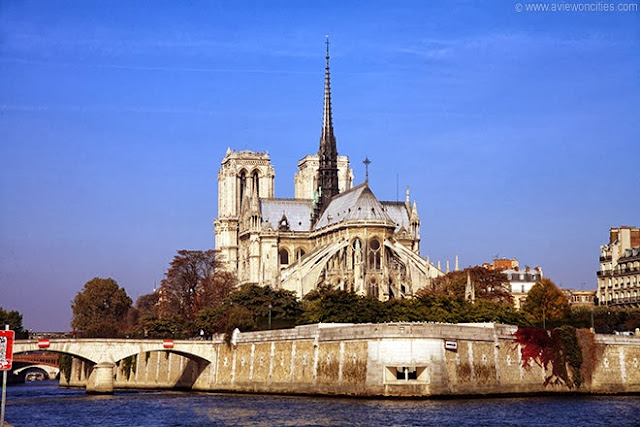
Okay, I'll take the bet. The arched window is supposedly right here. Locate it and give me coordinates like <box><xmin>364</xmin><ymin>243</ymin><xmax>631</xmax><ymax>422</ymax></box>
<box><xmin>279</xmin><ymin>248</ymin><xmax>289</xmax><ymax>265</ymax></box>
<box><xmin>368</xmin><ymin>239</ymin><xmax>381</xmax><ymax>270</ymax></box>
<box><xmin>239</xmin><ymin>170</ymin><xmax>247</xmax><ymax>203</ymax></box>
<box><xmin>296</xmin><ymin>248</ymin><xmax>306</xmax><ymax>261</ymax></box>
<box><xmin>252</xmin><ymin>170</ymin><xmax>260</xmax><ymax>196</ymax></box>
<box><xmin>351</xmin><ymin>238</ymin><xmax>362</xmax><ymax>268</ymax></box>
<box><xmin>368</xmin><ymin>279</ymin><xmax>378</xmax><ymax>298</ymax></box>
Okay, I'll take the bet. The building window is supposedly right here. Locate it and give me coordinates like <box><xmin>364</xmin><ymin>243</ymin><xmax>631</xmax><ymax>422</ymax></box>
<box><xmin>368</xmin><ymin>279</ymin><xmax>378</xmax><ymax>298</ymax></box>
<box><xmin>252</xmin><ymin>170</ymin><xmax>260</xmax><ymax>196</ymax></box>
<box><xmin>279</xmin><ymin>248</ymin><xmax>289</xmax><ymax>265</ymax></box>
<box><xmin>368</xmin><ymin>238</ymin><xmax>381</xmax><ymax>270</ymax></box>
<box><xmin>295</xmin><ymin>248</ymin><xmax>305</xmax><ymax>261</ymax></box>
<box><xmin>351</xmin><ymin>238</ymin><xmax>362</xmax><ymax>268</ymax></box>
<box><xmin>239</xmin><ymin>170</ymin><xmax>247</xmax><ymax>204</ymax></box>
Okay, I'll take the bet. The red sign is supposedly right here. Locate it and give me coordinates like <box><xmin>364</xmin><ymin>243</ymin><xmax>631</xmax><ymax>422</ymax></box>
<box><xmin>0</xmin><ymin>330</ymin><xmax>15</xmax><ymax>370</ymax></box>
<box><xmin>162</xmin><ymin>340</ymin><xmax>174</xmax><ymax>349</ymax></box>
<box><xmin>38</xmin><ymin>339</ymin><xmax>50</xmax><ymax>349</ymax></box>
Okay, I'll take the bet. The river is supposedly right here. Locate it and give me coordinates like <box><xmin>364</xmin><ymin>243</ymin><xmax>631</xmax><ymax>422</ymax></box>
<box><xmin>4</xmin><ymin>381</ymin><xmax>640</xmax><ymax>426</ymax></box>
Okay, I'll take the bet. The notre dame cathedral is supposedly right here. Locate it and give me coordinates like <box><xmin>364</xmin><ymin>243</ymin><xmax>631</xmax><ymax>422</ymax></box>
<box><xmin>213</xmin><ymin>40</ymin><xmax>443</xmax><ymax>300</ymax></box>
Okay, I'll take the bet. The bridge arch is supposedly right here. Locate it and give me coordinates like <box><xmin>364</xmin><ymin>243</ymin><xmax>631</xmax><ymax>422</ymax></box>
<box><xmin>13</xmin><ymin>364</ymin><xmax>60</xmax><ymax>380</ymax></box>
<box><xmin>13</xmin><ymin>339</ymin><xmax>218</xmax><ymax>366</ymax></box>
<box><xmin>13</xmin><ymin>339</ymin><xmax>220</xmax><ymax>394</ymax></box>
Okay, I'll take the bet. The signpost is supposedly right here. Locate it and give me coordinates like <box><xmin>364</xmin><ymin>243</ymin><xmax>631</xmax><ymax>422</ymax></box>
<box><xmin>1</xmin><ymin>325</ymin><xmax>15</xmax><ymax>427</ymax></box>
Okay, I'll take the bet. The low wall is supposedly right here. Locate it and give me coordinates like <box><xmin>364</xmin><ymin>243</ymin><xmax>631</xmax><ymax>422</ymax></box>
<box><xmin>60</xmin><ymin>323</ymin><xmax>640</xmax><ymax>397</ymax></box>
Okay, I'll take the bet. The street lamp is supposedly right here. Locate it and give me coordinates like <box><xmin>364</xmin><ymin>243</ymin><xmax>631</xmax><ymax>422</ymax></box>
<box><xmin>268</xmin><ymin>304</ymin><xmax>273</xmax><ymax>330</ymax></box>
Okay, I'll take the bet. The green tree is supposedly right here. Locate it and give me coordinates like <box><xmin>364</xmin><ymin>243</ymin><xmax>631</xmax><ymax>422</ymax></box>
<box><xmin>0</xmin><ymin>307</ymin><xmax>28</xmax><ymax>339</ymax></box>
<box><xmin>138</xmin><ymin>316</ymin><xmax>186</xmax><ymax>339</ymax></box>
<box><xmin>414</xmin><ymin>293</ymin><xmax>468</xmax><ymax>323</ymax></box>
<box><xmin>302</xmin><ymin>286</ymin><xmax>363</xmax><ymax>324</ymax></box>
<box><xmin>464</xmin><ymin>299</ymin><xmax>529</xmax><ymax>326</ymax></box>
<box><xmin>382</xmin><ymin>298</ymin><xmax>424</xmax><ymax>322</ymax></box>
<box><xmin>71</xmin><ymin>277</ymin><xmax>133</xmax><ymax>337</ymax></box>
<box><xmin>522</xmin><ymin>278</ymin><xmax>570</xmax><ymax>328</ymax></box>
<box><xmin>227</xmin><ymin>284</ymin><xmax>302</xmax><ymax>330</ymax></box>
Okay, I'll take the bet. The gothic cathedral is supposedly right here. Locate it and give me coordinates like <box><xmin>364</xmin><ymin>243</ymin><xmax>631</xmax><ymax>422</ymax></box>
<box><xmin>213</xmin><ymin>39</ymin><xmax>443</xmax><ymax>300</ymax></box>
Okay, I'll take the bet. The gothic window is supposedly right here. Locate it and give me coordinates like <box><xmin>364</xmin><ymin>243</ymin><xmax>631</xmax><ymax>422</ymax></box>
<box><xmin>239</xmin><ymin>170</ymin><xmax>247</xmax><ymax>204</ymax></box>
<box><xmin>296</xmin><ymin>248</ymin><xmax>306</xmax><ymax>261</ymax></box>
<box><xmin>279</xmin><ymin>248</ymin><xmax>289</xmax><ymax>265</ymax></box>
<box><xmin>368</xmin><ymin>279</ymin><xmax>378</xmax><ymax>298</ymax></box>
<box><xmin>252</xmin><ymin>170</ymin><xmax>260</xmax><ymax>196</ymax></box>
<box><xmin>351</xmin><ymin>238</ymin><xmax>362</xmax><ymax>268</ymax></box>
<box><xmin>368</xmin><ymin>238</ymin><xmax>381</xmax><ymax>270</ymax></box>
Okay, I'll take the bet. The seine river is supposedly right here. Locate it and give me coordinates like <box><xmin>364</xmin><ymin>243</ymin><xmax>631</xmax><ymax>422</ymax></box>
<box><xmin>4</xmin><ymin>381</ymin><xmax>640</xmax><ymax>426</ymax></box>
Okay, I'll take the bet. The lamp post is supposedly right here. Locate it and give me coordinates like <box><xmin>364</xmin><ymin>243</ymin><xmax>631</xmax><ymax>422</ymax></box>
<box><xmin>268</xmin><ymin>304</ymin><xmax>273</xmax><ymax>330</ymax></box>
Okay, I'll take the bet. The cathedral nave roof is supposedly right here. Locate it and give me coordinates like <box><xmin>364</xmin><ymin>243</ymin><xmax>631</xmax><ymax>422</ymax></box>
<box><xmin>260</xmin><ymin>198</ymin><xmax>313</xmax><ymax>232</ymax></box>
<box><xmin>313</xmin><ymin>183</ymin><xmax>394</xmax><ymax>230</ymax></box>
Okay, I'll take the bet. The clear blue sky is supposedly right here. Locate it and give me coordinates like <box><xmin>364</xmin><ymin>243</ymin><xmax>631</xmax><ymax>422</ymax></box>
<box><xmin>1</xmin><ymin>1</ymin><xmax>638</xmax><ymax>331</ymax></box>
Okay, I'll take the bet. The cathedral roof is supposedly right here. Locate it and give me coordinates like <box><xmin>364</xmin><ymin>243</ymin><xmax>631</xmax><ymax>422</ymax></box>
<box><xmin>381</xmin><ymin>201</ymin><xmax>411</xmax><ymax>232</ymax></box>
<box><xmin>260</xmin><ymin>198</ymin><xmax>313</xmax><ymax>231</ymax></box>
<box><xmin>313</xmin><ymin>183</ymin><xmax>394</xmax><ymax>230</ymax></box>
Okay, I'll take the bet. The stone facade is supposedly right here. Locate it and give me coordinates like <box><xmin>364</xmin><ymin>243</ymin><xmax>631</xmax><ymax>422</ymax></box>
<box><xmin>567</xmin><ymin>289</ymin><xmax>597</xmax><ymax>306</ymax></box>
<box><xmin>482</xmin><ymin>258</ymin><xmax>543</xmax><ymax>309</ymax></box>
<box><xmin>58</xmin><ymin>323</ymin><xmax>640</xmax><ymax>397</ymax></box>
<box><xmin>212</xmin><ymin>43</ymin><xmax>442</xmax><ymax>299</ymax></box>
<box><xmin>597</xmin><ymin>226</ymin><xmax>640</xmax><ymax>307</ymax></box>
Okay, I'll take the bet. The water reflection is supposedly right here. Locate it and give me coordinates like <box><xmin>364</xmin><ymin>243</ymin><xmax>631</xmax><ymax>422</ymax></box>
<box><xmin>5</xmin><ymin>381</ymin><xmax>640</xmax><ymax>426</ymax></box>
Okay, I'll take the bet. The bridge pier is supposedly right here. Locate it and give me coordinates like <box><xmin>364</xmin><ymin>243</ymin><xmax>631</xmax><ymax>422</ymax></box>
<box><xmin>86</xmin><ymin>362</ymin><xmax>115</xmax><ymax>394</ymax></box>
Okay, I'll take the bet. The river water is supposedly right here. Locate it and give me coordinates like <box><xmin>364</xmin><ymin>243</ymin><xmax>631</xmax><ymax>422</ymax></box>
<box><xmin>4</xmin><ymin>381</ymin><xmax>640</xmax><ymax>426</ymax></box>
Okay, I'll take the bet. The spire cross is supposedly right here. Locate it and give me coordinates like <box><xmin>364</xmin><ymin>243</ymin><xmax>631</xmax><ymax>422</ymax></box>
<box><xmin>363</xmin><ymin>157</ymin><xmax>371</xmax><ymax>183</ymax></box>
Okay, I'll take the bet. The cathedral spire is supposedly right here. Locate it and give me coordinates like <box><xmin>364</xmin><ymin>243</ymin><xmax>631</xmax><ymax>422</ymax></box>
<box><xmin>322</xmin><ymin>35</ymin><xmax>334</xmax><ymax>138</ymax></box>
<box><xmin>315</xmin><ymin>35</ymin><xmax>339</xmax><ymax>221</ymax></box>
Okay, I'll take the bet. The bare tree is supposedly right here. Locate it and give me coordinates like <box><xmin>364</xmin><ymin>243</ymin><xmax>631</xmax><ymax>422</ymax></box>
<box><xmin>158</xmin><ymin>250</ymin><xmax>236</xmax><ymax>321</ymax></box>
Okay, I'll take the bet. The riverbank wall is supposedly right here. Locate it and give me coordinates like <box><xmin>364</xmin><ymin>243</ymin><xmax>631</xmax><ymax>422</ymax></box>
<box><xmin>60</xmin><ymin>323</ymin><xmax>640</xmax><ymax>397</ymax></box>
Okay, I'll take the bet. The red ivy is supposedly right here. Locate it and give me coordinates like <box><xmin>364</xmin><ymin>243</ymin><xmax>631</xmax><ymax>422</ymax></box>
<box><xmin>514</xmin><ymin>327</ymin><xmax>572</xmax><ymax>388</ymax></box>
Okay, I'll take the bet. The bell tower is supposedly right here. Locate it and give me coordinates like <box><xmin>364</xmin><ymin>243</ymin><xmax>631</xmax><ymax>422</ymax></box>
<box><xmin>213</xmin><ymin>148</ymin><xmax>274</xmax><ymax>272</ymax></box>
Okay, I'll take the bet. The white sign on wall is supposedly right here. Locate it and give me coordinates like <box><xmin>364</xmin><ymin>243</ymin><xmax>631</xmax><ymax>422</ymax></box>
<box><xmin>444</xmin><ymin>340</ymin><xmax>458</xmax><ymax>352</ymax></box>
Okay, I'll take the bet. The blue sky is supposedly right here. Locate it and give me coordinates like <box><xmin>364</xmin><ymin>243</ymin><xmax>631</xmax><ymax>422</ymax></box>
<box><xmin>1</xmin><ymin>1</ymin><xmax>638</xmax><ymax>331</ymax></box>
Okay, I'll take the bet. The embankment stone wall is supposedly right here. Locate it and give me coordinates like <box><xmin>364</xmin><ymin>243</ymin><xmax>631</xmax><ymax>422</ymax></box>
<box><xmin>60</xmin><ymin>323</ymin><xmax>640</xmax><ymax>397</ymax></box>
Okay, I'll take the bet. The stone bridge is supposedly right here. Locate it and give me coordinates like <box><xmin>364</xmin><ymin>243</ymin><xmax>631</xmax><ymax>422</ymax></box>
<box><xmin>14</xmin><ymin>339</ymin><xmax>218</xmax><ymax>394</ymax></box>
<box><xmin>13</xmin><ymin>364</ymin><xmax>60</xmax><ymax>380</ymax></box>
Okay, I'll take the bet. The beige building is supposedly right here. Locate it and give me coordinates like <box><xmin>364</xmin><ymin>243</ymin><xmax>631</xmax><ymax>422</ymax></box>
<box><xmin>482</xmin><ymin>258</ymin><xmax>543</xmax><ymax>309</ymax></box>
<box><xmin>597</xmin><ymin>226</ymin><xmax>640</xmax><ymax>307</ymax></box>
<box><xmin>213</xmin><ymin>41</ymin><xmax>442</xmax><ymax>300</ymax></box>
<box><xmin>566</xmin><ymin>289</ymin><xmax>596</xmax><ymax>307</ymax></box>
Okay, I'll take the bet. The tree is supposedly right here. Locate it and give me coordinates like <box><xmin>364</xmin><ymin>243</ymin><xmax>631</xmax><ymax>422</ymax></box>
<box><xmin>464</xmin><ymin>299</ymin><xmax>529</xmax><ymax>326</ymax></box>
<box><xmin>302</xmin><ymin>286</ymin><xmax>362</xmax><ymax>324</ymax></box>
<box><xmin>71</xmin><ymin>277</ymin><xmax>133</xmax><ymax>337</ymax></box>
<box><xmin>0</xmin><ymin>307</ymin><xmax>28</xmax><ymax>339</ymax></box>
<box><xmin>301</xmin><ymin>286</ymin><xmax>385</xmax><ymax>324</ymax></box>
<box><xmin>158</xmin><ymin>250</ymin><xmax>236</xmax><ymax>322</ymax></box>
<box><xmin>228</xmin><ymin>284</ymin><xmax>302</xmax><ymax>329</ymax></box>
<box><xmin>522</xmin><ymin>278</ymin><xmax>570</xmax><ymax>328</ymax></box>
<box><xmin>129</xmin><ymin>291</ymin><xmax>161</xmax><ymax>338</ymax></box>
<box><xmin>421</xmin><ymin>266</ymin><xmax>513</xmax><ymax>304</ymax></box>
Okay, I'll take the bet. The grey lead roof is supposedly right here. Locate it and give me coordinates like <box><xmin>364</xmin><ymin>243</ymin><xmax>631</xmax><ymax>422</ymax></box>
<box><xmin>381</xmin><ymin>201</ymin><xmax>410</xmax><ymax>232</ymax></box>
<box><xmin>260</xmin><ymin>198</ymin><xmax>313</xmax><ymax>231</ymax></box>
<box><xmin>313</xmin><ymin>183</ymin><xmax>393</xmax><ymax>230</ymax></box>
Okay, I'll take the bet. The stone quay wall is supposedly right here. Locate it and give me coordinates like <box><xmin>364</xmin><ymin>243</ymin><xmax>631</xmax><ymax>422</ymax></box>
<box><xmin>61</xmin><ymin>323</ymin><xmax>640</xmax><ymax>397</ymax></box>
